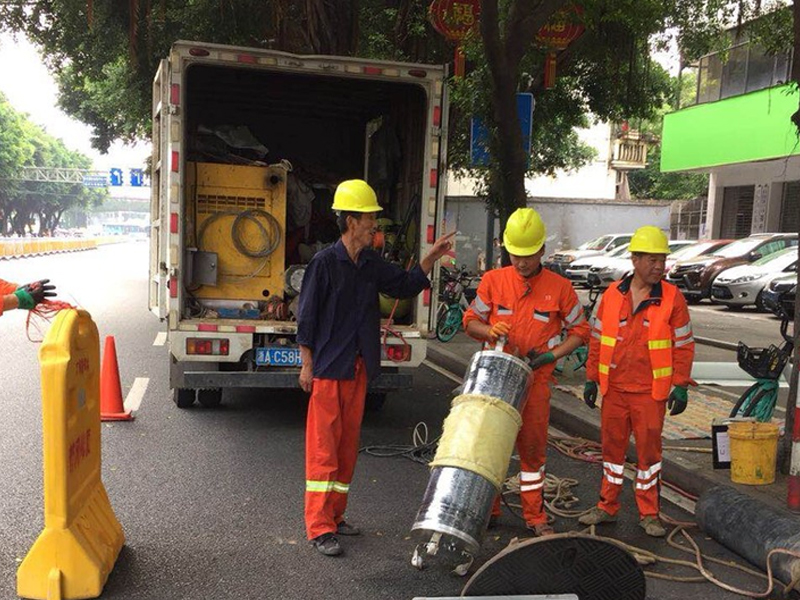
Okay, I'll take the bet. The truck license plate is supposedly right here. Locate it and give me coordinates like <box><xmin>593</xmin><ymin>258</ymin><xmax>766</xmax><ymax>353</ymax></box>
<box><xmin>255</xmin><ymin>347</ymin><xmax>302</xmax><ymax>367</ymax></box>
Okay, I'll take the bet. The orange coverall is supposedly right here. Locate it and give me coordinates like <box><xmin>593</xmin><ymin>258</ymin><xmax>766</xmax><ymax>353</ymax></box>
<box><xmin>463</xmin><ymin>266</ymin><xmax>590</xmax><ymax>526</ymax></box>
<box><xmin>0</xmin><ymin>279</ymin><xmax>18</xmax><ymax>317</ymax></box>
<box><xmin>587</xmin><ymin>277</ymin><xmax>695</xmax><ymax>517</ymax></box>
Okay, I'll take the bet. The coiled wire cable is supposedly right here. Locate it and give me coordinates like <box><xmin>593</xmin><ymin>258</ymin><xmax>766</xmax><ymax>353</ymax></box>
<box><xmin>198</xmin><ymin>209</ymin><xmax>282</xmax><ymax>280</ymax></box>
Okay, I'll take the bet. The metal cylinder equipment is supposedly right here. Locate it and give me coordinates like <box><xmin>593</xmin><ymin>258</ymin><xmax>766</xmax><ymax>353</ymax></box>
<box><xmin>411</xmin><ymin>348</ymin><xmax>531</xmax><ymax>570</ymax></box>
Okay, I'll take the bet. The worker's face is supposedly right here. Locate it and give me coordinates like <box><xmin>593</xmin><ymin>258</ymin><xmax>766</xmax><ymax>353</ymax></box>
<box><xmin>509</xmin><ymin>246</ymin><xmax>545</xmax><ymax>278</ymax></box>
<box><xmin>632</xmin><ymin>252</ymin><xmax>667</xmax><ymax>285</ymax></box>
<box><xmin>349</xmin><ymin>212</ymin><xmax>378</xmax><ymax>249</ymax></box>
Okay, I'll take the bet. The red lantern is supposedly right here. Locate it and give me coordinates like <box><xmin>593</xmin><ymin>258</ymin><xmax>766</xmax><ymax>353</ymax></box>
<box><xmin>536</xmin><ymin>5</ymin><xmax>585</xmax><ymax>89</ymax></box>
<box><xmin>429</xmin><ymin>0</ymin><xmax>481</xmax><ymax>77</ymax></box>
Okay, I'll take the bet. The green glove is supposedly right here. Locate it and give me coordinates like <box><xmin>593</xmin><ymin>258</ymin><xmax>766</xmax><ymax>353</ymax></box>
<box><xmin>583</xmin><ymin>381</ymin><xmax>598</xmax><ymax>409</ymax></box>
<box><xmin>13</xmin><ymin>288</ymin><xmax>35</xmax><ymax>310</ymax></box>
<box><xmin>668</xmin><ymin>386</ymin><xmax>688</xmax><ymax>416</ymax></box>
<box><xmin>528</xmin><ymin>351</ymin><xmax>556</xmax><ymax>370</ymax></box>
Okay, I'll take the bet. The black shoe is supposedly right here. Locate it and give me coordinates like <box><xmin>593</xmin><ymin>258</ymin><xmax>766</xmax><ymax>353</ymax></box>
<box><xmin>336</xmin><ymin>521</ymin><xmax>361</xmax><ymax>536</ymax></box>
<box><xmin>311</xmin><ymin>533</ymin><xmax>342</xmax><ymax>556</ymax></box>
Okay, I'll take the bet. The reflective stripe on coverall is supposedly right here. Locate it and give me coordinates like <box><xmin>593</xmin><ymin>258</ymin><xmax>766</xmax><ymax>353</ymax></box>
<box><xmin>587</xmin><ymin>278</ymin><xmax>695</xmax><ymax>517</ymax></box>
<box><xmin>463</xmin><ymin>266</ymin><xmax>590</xmax><ymax>525</ymax></box>
<box><xmin>304</xmin><ymin>357</ymin><xmax>367</xmax><ymax>540</ymax></box>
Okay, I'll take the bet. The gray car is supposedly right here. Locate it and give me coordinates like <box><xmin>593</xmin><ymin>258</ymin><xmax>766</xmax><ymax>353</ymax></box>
<box><xmin>710</xmin><ymin>247</ymin><xmax>798</xmax><ymax>309</ymax></box>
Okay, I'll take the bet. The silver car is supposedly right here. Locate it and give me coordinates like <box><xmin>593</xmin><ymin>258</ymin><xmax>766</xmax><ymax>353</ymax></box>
<box><xmin>587</xmin><ymin>241</ymin><xmax>697</xmax><ymax>288</ymax></box>
<box><xmin>710</xmin><ymin>247</ymin><xmax>799</xmax><ymax>309</ymax></box>
<box><xmin>565</xmin><ymin>244</ymin><xmax>629</xmax><ymax>286</ymax></box>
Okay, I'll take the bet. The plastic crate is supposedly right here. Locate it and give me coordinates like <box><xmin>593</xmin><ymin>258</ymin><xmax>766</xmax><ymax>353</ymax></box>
<box><xmin>736</xmin><ymin>342</ymin><xmax>791</xmax><ymax>380</ymax></box>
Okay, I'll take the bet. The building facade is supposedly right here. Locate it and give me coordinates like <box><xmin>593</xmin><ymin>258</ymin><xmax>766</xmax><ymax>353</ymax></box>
<box><xmin>661</xmin><ymin>35</ymin><xmax>797</xmax><ymax>240</ymax></box>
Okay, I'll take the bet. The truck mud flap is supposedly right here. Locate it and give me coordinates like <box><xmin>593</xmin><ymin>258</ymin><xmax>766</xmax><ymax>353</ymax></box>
<box><xmin>182</xmin><ymin>370</ymin><xmax>412</xmax><ymax>391</ymax></box>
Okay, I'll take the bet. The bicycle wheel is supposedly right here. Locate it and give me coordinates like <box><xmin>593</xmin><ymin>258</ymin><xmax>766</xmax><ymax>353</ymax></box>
<box><xmin>436</xmin><ymin>306</ymin><xmax>463</xmax><ymax>342</ymax></box>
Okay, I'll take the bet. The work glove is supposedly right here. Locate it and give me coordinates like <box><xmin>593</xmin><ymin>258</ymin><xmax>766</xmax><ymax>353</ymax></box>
<box><xmin>14</xmin><ymin>279</ymin><xmax>56</xmax><ymax>310</ymax></box>
<box><xmin>527</xmin><ymin>351</ymin><xmax>556</xmax><ymax>371</ymax></box>
<box><xmin>487</xmin><ymin>321</ymin><xmax>511</xmax><ymax>343</ymax></box>
<box><xmin>667</xmin><ymin>386</ymin><xmax>689</xmax><ymax>416</ymax></box>
<box><xmin>583</xmin><ymin>381</ymin><xmax>598</xmax><ymax>409</ymax></box>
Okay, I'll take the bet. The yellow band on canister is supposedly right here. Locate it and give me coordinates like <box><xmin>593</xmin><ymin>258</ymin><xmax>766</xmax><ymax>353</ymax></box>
<box><xmin>430</xmin><ymin>393</ymin><xmax>523</xmax><ymax>490</ymax></box>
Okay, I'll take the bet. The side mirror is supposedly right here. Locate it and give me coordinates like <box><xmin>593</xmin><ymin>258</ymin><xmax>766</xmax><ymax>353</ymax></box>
<box><xmin>749</xmin><ymin>252</ymin><xmax>762</xmax><ymax>261</ymax></box>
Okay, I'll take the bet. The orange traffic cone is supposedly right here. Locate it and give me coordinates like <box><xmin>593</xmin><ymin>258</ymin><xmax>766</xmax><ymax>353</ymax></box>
<box><xmin>100</xmin><ymin>336</ymin><xmax>134</xmax><ymax>421</ymax></box>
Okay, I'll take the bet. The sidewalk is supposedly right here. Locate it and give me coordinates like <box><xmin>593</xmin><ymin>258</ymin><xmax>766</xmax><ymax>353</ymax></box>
<box><xmin>426</xmin><ymin>332</ymin><xmax>792</xmax><ymax>515</ymax></box>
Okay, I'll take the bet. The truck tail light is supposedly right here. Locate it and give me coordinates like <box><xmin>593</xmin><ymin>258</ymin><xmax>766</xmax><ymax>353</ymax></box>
<box><xmin>186</xmin><ymin>338</ymin><xmax>230</xmax><ymax>356</ymax></box>
<box><xmin>385</xmin><ymin>344</ymin><xmax>411</xmax><ymax>362</ymax></box>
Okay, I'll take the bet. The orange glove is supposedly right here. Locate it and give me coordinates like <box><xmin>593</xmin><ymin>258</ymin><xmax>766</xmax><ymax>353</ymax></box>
<box><xmin>487</xmin><ymin>321</ymin><xmax>511</xmax><ymax>343</ymax></box>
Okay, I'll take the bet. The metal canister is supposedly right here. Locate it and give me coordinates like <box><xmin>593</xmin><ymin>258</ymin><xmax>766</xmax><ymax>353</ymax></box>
<box><xmin>411</xmin><ymin>348</ymin><xmax>531</xmax><ymax>568</ymax></box>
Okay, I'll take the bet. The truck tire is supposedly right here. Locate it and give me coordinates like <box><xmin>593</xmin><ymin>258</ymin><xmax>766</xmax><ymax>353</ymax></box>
<box><xmin>173</xmin><ymin>388</ymin><xmax>196</xmax><ymax>408</ymax></box>
<box><xmin>365</xmin><ymin>393</ymin><xmax>387</xmax><ymax>412</ymax></box>
<box><xmin>197</xmin><ymin>388</ymin><xmax>223</xmax><ymax>408</ymax></box>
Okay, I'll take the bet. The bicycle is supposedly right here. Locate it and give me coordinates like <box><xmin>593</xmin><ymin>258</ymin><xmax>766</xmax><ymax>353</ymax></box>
<box><xmin>729</xmin><ymin>311</ymin><xmax>793</xmax><ymax>421</ymax></box>
<box><xmin>435</xmin><ymin>267</ymin><xmax>478</xmax><ymax>343</ymax></box>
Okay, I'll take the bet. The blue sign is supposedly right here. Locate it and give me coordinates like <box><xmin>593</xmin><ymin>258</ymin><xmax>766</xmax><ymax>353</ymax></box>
<box><xmin>109</xmin><ymin>168</ymin><xmax>123</xmax><ymax>187</ymax></box>
<box><xmin>82</xmin><ymin>174</ymin><xmax>108</xmax><ymax>188</ymax></box>
<box><xmin>470</xmin><ymin>93</ymin><xmax>534</xmax><ymax>167</ymax></box>
<box><xmin>130</xmin><ymin>168</ymin><xmax>144</xmax><ymax>187</ymax></box>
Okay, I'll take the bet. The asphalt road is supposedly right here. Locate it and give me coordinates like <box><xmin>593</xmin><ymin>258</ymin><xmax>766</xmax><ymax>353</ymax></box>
<box><xmin>0</xmin><ymin>243</ymin><xmax>782</xmax><ymax>599</ymax></box>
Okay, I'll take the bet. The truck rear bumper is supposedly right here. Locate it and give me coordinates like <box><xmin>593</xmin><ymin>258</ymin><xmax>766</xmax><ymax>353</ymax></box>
<box><xmin>178</xmin><ymin>369</ymin><xmax>412</xmax><ymax>392</ymax></box>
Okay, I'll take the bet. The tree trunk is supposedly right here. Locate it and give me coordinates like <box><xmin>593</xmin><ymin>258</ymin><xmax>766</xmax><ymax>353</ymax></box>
<box><xmin>480</xmin><ymin>0</ymin><xmax>565</xmax><ymax>264</ymax></box>
<box><xmin>303</xmin><ymin>0</ymin><xmax>358</xmax><ymax>55</ymax></box>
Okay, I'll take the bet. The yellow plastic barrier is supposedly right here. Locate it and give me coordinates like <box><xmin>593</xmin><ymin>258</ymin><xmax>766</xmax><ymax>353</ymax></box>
<box><xmin>17</xmin><ymin>309</ymin><xmax>124</xmax><ymax>600</ymax></box>
<box><xmin>729</xmin><ymin>421</ymin><xmax>780</xmax><ymax>485</ymax></box>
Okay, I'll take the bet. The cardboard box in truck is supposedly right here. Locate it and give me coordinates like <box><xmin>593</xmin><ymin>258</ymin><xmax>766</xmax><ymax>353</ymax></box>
<box><xmin>149</xmin><ymin>41</ymin><xmax>449</xmax><ymax>409</ymax></box>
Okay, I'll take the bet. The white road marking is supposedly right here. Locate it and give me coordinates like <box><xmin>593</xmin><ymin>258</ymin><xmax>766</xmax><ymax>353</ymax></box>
<box><xmin>688</xmin><ymin>305</ymin><xmax>769</xmax><ymax>322</ymax></box>
<box><xmin>423</xmin><ymin>359</ymin><xmax>463</xmax><ymax>384</ymax></box>
<box><xmin>124</xmin><ymin>377</ymin><xmax>149</xmax><ymax>413</ymax></box>
<box><xmin>153</xmin><ymin>332</ymin><xmax>167</xmax><ymax>346</ymax></box>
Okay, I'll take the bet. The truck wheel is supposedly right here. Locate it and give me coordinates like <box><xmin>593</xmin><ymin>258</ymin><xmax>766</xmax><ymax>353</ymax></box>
<box><xmin>197</xmin><ymin>388</ymin><xmax>223</xmax><ymax>408</ymax></box>
<box><xmin>173</xmin><ymin>388</ymin><xmax>196</xmax><ymax>408</ymax></box>
<box><xmin>365</xmin><ymin>393</ymin><xmax>387</xmax><ymax>412</ymax></box>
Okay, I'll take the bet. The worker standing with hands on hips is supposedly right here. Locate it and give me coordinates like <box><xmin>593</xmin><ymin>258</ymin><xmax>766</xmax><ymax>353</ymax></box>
<box><xmin>297</xmin><ymin>179</ymin><xmax>456</xmax><ymax>557</ymax></box>
<box><xmin>579</xmin><ymin>225</ymin><xmax>695</xmax><ymax>537</ymax></box>
<box><xmin>0</xmin><ymin>278</ymin><xmax>56</xmax><ymax>316</ymax></box>
<box><xmin>463</xmin><ymin>207</ymin><xmax>590</xmax><ymax>536</ymax></box>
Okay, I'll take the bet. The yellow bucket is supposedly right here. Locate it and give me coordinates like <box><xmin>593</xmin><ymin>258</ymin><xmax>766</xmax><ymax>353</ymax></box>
<box><xmin>728</xmin><ymin>422</ymin><xmax>780</xmax><ymax>485</ymax></box>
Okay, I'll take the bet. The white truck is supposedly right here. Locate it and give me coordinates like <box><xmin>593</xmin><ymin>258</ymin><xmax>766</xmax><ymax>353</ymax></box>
<box><xmin>149</xmin><ymin>41</ymin><xmax>449</xmax><ymax>409</ymax></box>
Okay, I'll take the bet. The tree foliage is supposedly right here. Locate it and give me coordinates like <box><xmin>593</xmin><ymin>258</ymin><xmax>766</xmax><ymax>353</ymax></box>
<box><xmin>0</xmin><ymin>0</ymin><xmax>792</xmax><ymax>219</ymax></box>
<box><xmin>0</xmin><ymin>93</ymin><xmax>106</xmax><ymax>236</ymax></box>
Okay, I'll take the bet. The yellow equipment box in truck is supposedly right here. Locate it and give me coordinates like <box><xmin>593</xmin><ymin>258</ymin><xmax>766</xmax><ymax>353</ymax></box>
<box><xmin>149</xmin><ymin>41</ymin><xmax>449</xmax><ymax>409</ymax></box>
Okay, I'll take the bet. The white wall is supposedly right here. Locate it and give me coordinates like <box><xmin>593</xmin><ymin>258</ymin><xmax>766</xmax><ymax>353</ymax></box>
<box><xmin>706</xmin><ymin>156</ymin><xmax>800</xmax><ymax>237</ymax></box>
<box><xmin>447</xmin><ymin>122</ymin><xmax>617</xmax><ymax>200</ymax></box>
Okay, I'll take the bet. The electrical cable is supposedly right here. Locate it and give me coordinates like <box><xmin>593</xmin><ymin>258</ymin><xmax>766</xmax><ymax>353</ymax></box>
<box><xmin>359</xmin><ymin>422</ymin><xmax>440</xmax><ymax>465</ymax></box>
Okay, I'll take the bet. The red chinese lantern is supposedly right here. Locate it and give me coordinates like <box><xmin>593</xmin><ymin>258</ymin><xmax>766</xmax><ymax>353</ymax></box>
<box><xmin>536</xmin><ymin>5</ymin><xmax>585</xmax><ymax>89</ymax></box>
<box><xmin>429</xmin><ymin>0</ymin><xmax>481</xmax><ymax>77</ymax></box>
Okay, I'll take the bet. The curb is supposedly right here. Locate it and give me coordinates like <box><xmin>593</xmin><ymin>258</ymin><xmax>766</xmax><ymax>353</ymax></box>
<box><xmin>426</xmin><ymin>343</ymin><xmax>790</xmax><ymax>513</ymax></box>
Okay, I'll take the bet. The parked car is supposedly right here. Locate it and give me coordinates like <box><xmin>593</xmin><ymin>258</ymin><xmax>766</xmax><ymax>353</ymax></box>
<box><xmin>544</xmin><ymin>233</ymin><xmax>633</xmax><ymax>276</ymax></box>
<box><xmin>664</xmin><ymin>239</ymin><xmax>734</xmax><ymax>272</ymax></box>
<box><xmin>762</xmin><ymin>272</ymin><xmax>798</xmax><ymax>316</ymax></box>
<box><xmin>565</xmin><ymin>244</ymin><xmax>630</xmax><ymax>286</ymax></box>
<box><xmin>665</xmin><ymin>233</ymin><xmax>798</xmax><ymax>302</ymax></box>
<box><xmin>710</xmin><ymin>247</ymin><xmax>798</xmax><ymax>309</ymax></box>
<box><xmin>586</xmin><ymin>240</ymin><xmax>697</xmax><ymax>288</ymax></box>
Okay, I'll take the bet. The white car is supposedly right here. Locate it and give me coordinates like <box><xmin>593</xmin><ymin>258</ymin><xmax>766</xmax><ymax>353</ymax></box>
<box><xmin>544</xmin><ymin>233</ymin><xmax>633</xmax><ymax>279</ymax></box>
<box><xmin>564</xmin><ymin>244</ymin><xmax>630</xmax><ymax>286</ymax></box>
<box><xmin>710</xmin><ymin>247</ymin><xmax>799</xmax><ymax>309</ymax></box>
<box><xmin>587</xmin><ymin>241</ymin><xmax>697</xmax><ymax>288</ymax></box>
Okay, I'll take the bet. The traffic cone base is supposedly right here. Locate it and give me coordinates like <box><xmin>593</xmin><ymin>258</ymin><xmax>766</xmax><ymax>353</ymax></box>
<box><xmin>100</xmin><ymin>336</ymin><xmax>134</xmax><ymax>422</ymax></box>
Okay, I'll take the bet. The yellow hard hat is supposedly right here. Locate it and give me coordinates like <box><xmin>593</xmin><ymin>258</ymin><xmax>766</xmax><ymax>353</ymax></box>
<box><xmin>331</xmin><ymin>179</ymin><xmax>383</xmax><ymax>213</ymax></box>
<box><xmin>628</xmin><ymin>226</ymin><xmax>670</xmax><ymax>254</ymax></box>
<box><xmin>503</xmin><ymin>208</ymin><xmax>546</xmax><ymax>256</ymax></box>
